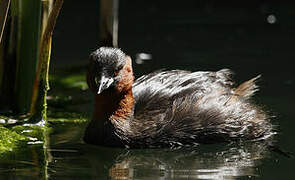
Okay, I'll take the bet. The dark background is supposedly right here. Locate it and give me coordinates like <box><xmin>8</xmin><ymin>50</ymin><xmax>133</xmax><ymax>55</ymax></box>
<box><xmin>52</xmin><ymin>0</ymin><xmax>295</xmax><ymax>92</ymax></box>
<box><xmin>53</xmin><ymin>1</ymin><xmax>294</xmax><ymax>72</ymax></box>
<box><xmin>51</xmin><ymin>4</ymin><xmax>295</xmax><ymax>104</ymax></box>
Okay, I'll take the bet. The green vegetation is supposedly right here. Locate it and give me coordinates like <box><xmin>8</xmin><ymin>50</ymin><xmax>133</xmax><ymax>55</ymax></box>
<box><xmin>0</xmin><ymin>0</ymin><xmax>117</xmax><ymax>178</ymax></box>
<box><xmin>0</xmin><ymin>64</ymin><xmax>89</xmax><ymax>180</ymax></box>
<box><xmin>30</xmin><ymin>0</ymin><xmax>64</xmax><ymax>122</ymax></box>
<box><xmin>0</xmin><ymin>126</ymin><xmax>27</xmax><ymax>153</ymax></box>
<box><xmin>0</xmin><ymin>0</ymin><xmax>63</xmax><ymax>123</ymax></box>
<box><xmin>0</xmin><ymin>0</ymin><xmax>10</xmax><ymax>44</ymax></box>
<box><xmin>52</xmin><ymin>72</ymin><xmax>88</xmax><ymax>90</ymax></box>
<box><xmin>15</xmin><ymin>0</ymin><xmax>42</xmax><ymax>113</ymax></box>
<box><xmin>0</xmin><ymin>64</ymin><xmax>89</xmax><ymax>154</ymax></box>
<box><xmin>0</xmin><ymin>124</ymin><xmax>47</xmax><ymax>179</ymax></box>
<box><xmin>48</xmin><ymin>65</ymin><xmax>91</xmax><ymax>118</ymax></box>
<box><xmin>0</xmin><ymin>1</ymin><xmax>87</xmax><ymax>166</ymax></box>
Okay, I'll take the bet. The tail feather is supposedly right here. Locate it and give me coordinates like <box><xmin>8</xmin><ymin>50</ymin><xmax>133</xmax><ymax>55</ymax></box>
<box><xmin>234</xmin><ymin>75</ymin><xmax>261</xmax><ymax>99</ymax></box>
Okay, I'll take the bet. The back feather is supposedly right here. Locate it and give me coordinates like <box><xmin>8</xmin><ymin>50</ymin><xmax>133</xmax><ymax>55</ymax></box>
<box><xmin>234</xmin><ymin>75</ymin><xmax>261</xmax><ymax>99</ymax></box>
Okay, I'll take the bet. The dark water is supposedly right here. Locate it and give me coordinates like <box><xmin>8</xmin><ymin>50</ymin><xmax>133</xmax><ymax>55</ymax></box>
<box><xmin>1</xmin><ymin>1</ymin><xmax>295</xmax><ymax>179</ymax></box>
<box><xmin>37</xmin><ymin>128</ymin><xmax>277</xmax><ymax>180</ymax></box>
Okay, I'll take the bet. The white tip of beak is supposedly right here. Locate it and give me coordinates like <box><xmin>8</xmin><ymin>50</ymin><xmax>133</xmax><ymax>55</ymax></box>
<box><xmin>96</xmin><ymin>75</ymin><xmax>114</xmax><ymax>94</ymax></box>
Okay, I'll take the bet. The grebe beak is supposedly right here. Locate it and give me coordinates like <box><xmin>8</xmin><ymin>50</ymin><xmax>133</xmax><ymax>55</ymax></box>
<box><xmin>96</xmin><ymin>75</ymin><xmax>114</xmax><ymax>94</ymax></box>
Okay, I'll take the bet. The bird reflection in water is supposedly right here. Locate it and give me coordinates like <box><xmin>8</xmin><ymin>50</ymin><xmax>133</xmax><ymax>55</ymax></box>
<box><xmin>107</xmin><ymin>141</ymin><xmax>269</xmax><ymax>180</ymax></box>
<box><xmin>47</xmin><ymin>123</ymin><xmax>273</xmax><ymax>179</ymax></box>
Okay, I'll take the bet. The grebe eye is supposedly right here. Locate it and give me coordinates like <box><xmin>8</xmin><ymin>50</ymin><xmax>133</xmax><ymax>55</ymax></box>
<box><xmin>114</xmin><ymin>65</ymin><xmax>123</xmax><ymax>75</ymax></box>
<box><xmin>117</xmin><ymin>64</ymin><xmax>124</xmax><ymax>71</ymax></box>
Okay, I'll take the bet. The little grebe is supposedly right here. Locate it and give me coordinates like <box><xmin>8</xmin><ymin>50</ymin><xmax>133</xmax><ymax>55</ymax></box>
<box><xmin>84</xmin><ymin>47</ymin><xmax>274</xmax><ymax>148</ymax></box>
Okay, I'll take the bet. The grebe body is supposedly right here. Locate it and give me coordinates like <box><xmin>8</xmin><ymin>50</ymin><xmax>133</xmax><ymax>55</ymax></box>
<box><xmin>84</xmin><ymin>47</ymin><xmax>273</xmax><ymax>148</ymax></box>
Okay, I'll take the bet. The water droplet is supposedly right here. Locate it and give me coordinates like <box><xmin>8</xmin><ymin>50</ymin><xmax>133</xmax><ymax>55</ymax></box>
<box><xmin>135</xmin><ymin>53</ymin><xmax>152</xmax><ymax>64</ymax></box>
<box><xmin>267</xmin><ymin>14</ymin><xmax>276</xmax><ymax>24</ymax></box>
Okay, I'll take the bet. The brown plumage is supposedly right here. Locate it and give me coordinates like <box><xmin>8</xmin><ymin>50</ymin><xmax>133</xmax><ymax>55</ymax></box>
<box><xmin>84</xmin><ymin>47</ymin><xmax>274</xmax><ymax>148</ymax></box>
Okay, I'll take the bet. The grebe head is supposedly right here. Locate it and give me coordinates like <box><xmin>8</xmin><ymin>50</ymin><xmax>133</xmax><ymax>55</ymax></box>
<box><xmin>87</xmin><ymin>47</ymin><xmax>133</xmax><ymax>94</ymax></box>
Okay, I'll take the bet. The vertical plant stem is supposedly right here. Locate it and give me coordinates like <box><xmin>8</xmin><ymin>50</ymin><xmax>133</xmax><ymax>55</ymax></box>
<box><xmin>0</xmin><ymin>37</ymin><xmax>3</xmax><ymax>89</ymax></box>
<box><xmin>14</xmin><ymin>0</ymin><xmax>42</xmax><ymax>114</ymax></box>
<box><xmin>0</xmin><ymin>0</ymin><xmax>11</xmax><ymax>44</ymax></box>
<box><xmin>112</xmin><ymin>0</ymin><xmax>119</xmax><ymax>47</ymax></box>
<box><xmin>0</xmin><ymin>0</ymin><xmax>18</xmax><ymax>110</ymax></box>
<box><xmin>0</xmin><ymin>0</ymin><xmax>9</xmax><ymax>87</ymax></box>
<box><xmin>30</xmin><ymin>0</ymin><xmax>64</xmax><ymax>122</ymax></box>
<box><xmin>99</xmin><ymin>0</ymin><xmax>119</xmax><ymax>47</ymax></box>
<box><xmin>38</xmin><ymin>2</ymin><xmax>54</xmax><ymax>179</ymax></box>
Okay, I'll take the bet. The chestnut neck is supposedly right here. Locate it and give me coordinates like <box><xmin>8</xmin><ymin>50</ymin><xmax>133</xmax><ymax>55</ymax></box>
<box><xmin>97</xmin><ymin>56</ymin><xmax>135</xmax><ymax>122</ymax></box>
<box><xmin>84</xmin><ymin>56</ymin><xmax>135</xmax><ymax>145</ymax></box>
<box><xmin>94</xmin><ymin>87</ymin><xmax>134</xmax><ymax>122</ymax></box>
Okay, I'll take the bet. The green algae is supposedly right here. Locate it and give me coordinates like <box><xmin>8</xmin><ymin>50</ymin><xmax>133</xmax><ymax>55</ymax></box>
<box><xmin>59</xmin><ymin>74</ymin><xmax>88</xmax><ymax>90</ymax></box>
<box><xmin>0</xmin><ymin>124</ymin><xmax>47</xmax><ymax>179</ymax></box>
<box><xmin>0</xmin><ymin>125</ymin><xmax>47</xmax><ymax>154</ymax></box>
<box><xmin>48</xmin><ymin>65</ymin><xmax>92</xmax><ymax>117</ymax></box>
<box><xmin>0</xmin><ymin>64</ymin><xmax>90</xmax><ymax>157</ymax></box>
<box><xmin>48</xmin><ymin>111</ymin><xmax>88</xmax><ymax>123</ymax></box>
<box><xmin>0</xmin><ymin>126</ymin><xmax>27</xmax><ymax>153</ymax></box>
<box><xmin>50</xmin><ymin>65</ymin><xmax>88</xmax><ymax>91</ymax></box>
